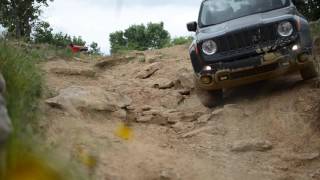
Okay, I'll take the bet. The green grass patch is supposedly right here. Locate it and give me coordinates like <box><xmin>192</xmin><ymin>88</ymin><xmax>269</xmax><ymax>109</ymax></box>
<box><xmin>0</xmin><ymin>40</ymin><xmax>86</xmax><ymax>180</ymax></box>
<box><xmin>0</xmin><ymin>41</ymin><xmax>42</xmax><ymax>135</ymax></box>
<box><xmin>170</xmin><ymin>36</ymin><xmax>193</xmax><ymax>46</ymax></box>
<box><xmin>7</xmin><ymin>42</ymin><xmax>75</xmax><ymax>61</ymax></box>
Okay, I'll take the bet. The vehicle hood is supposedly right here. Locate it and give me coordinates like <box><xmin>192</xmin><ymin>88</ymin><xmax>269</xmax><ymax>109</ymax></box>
<box><xmin>197</xmin><ymin>6</ymin><xmax>296</xmax><ymax>42</ymax></box>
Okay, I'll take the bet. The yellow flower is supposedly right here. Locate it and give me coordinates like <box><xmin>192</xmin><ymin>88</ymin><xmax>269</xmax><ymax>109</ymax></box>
<box><xmin>115</xmin><ymin>123</ymin><xmax>133</xmax><ymax>140</ymax></box>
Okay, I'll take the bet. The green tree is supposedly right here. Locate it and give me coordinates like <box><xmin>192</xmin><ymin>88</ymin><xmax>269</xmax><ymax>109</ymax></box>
<box><xmin>146</xmin><ymin>22</ymin><xmax>170</xmax><ymax>49</ymax></box>
<box><xmin>0</xmin><ymin>0</ymin><xmax>53</xmax><ymax>39</ymax></box>
<box><xmin>89</xmin><ymin>42</ymin><xmax>101</xmax><ymax>54</ymax></box>
<box><xmin>33</xmin><ymin>21</ymin><xmax>53</xmax><ymax>43</ymax></box>
<box><xmin>33</xmin><ymin>21</ymin><xmax>87</xmax><ymax>48</ymax></box>
<box><xmin>109</xmin><ymin>22</ymin><xmax>170</xmax><ymax>54</ymax></box>
<box><xmin>124</xmin><ymin>24</ymin><xmax>148</xmax><ymax>50</ymax></box>
<box><xmin>72</xmin><ymin>36</ymin><xmax>86</xmax><ymax>46</ymax></box>
<box><xmin>51</xmin><ymin>32</ymin><xmax>71</xmax><ymax>47</ymax></box>
<box><xmin>109</xmin><ymin>31</ymin><xmax>127</xmax><ymax>54</ymax></box>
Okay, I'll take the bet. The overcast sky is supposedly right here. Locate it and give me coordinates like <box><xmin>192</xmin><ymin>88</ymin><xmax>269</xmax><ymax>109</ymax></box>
<box><xmin>41</xmin><ymin>0</ymin><xmax>202</xmax><ymax>54</ymax></box>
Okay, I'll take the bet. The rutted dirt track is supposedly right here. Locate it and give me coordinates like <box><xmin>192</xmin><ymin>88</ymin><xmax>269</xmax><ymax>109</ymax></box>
<box><xmin>41</xmin><ymin>45</ymin><xmax>320</xmax><ymax>180</ymax></box>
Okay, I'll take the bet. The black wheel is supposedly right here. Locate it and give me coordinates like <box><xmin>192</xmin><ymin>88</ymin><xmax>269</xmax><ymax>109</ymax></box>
<box><xmin>300</xmin><ymin>61</ymin><xmax>318</xmax><ymax>80</ymax></box>
<box><xmin>195</xmin><ymin>83</ymin><xmax>223</xmax><ymax>108</ymax></box>
<box><xmin>300</xmin><ymin>39</ymin><xmax>320</xmax><ymax>80</ymax></box>
<box><xmin>300</xmin><ymin>41</ymin><xmax>320</xmax><ymax>80</ymax></box>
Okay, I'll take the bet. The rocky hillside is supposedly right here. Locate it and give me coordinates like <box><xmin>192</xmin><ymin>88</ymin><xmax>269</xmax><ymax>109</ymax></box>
<box><xmin>40</xmin><ymin>44</ymin><xmax>320</xmax><ymax>180</ymax></box>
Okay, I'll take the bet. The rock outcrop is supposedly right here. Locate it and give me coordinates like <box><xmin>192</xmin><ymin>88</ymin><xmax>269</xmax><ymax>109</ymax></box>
<box><xmin>150</xmin><ymin>78</ymin><xmax>175</xmax><ymax>89</ymax></box>
<box><xmin>230</xmin><ymin>139</ymin><xmax>273</xmax><ymax>152</ymax></box>
<box><xmin>50</xmin><ymin>67</ymin><xmax>96</xmax><ymax>77</ymax></box>
<box><xmin>136</xmin><ymin>62</ymin><xmax>162</xmax><ymax>79</ymax></box>
<box><xmin>46</xmin><ymin>86</ymin><xmax>132</xmax><ymax>116</ymax></box>
<box><xmin>95</xmin><ymin>55</ymin><xmax>136</xmax><ymax>68</ymax></box>
<box><xmin>176</xmin><ymin>68</ymin><xmax>194</xmax><ymax>90</ymax></box>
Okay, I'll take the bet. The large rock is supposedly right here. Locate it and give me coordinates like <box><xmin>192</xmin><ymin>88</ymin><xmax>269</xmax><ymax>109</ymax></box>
<box><xmin>181</xmin><ymin>126</ymin><xmax>213</xmax><ymax>138</ymax></box>
<box><xmin>197</xmin><ymin>114</ymin><xmax>212</xmax><ymax>123</ymax></box>
<box><xmin>150</xmin><ymin>78</ymin><xmax>174</xmax><ymax>89</ymax></box>
<box><xmin>176</xmin><ymin>68</ymin><xmax>194</xmax><ymax>90</ymax></box>
<box><xmin>159</xmin><ymin>169</ymin><xmax>180</xmax><ymax>180</ymax></box>
<box><xmin>181</xmin><ymin>125</ymin><xmax>227</xmax><ymax>138</ymax></box>
<box><xmin>230</xmin><ymin>139</ymin><xmax>273</xmax><ymax>152</ymax></box>
<box><xmin>50</xmin><ymin>67</ymin><xmax>96</xmax><ymax>77</ymax></box>
<box><xmin>144</xmin><ymin>53</ymin><xmax>163</xmax><ymax>63</ymax></box>
<box><xmin>136</xmin><ymin>62</ymin><xmax>162</xmax><ymax>79</ymax></box>
<box><xmin>159</xmin><ymin>91</ymin><xmax>184</xmax><ymax>109</ymax></box>
<box><xmin>280</xmin><ymin>152</ymin><xmax>319</xmax><ymax>161</ymax></box>
<box><xmin>138</xmin><ymin>109</ymin><xmax>168</xmax><ymax>125</ymax></box>
<box><xmin>0</xmin><ymin>74</ymin><xmax>12</xmax><ymax>144</ymax></box>
<box><xmin>46</xmin><ymin>86</ymin><xmax>132</xmax><ymax>116</ymax></box>
<box><xmin>95</xmin><ymin>56</ymin><xmax>135</xmax><ymax>68</ymax></box>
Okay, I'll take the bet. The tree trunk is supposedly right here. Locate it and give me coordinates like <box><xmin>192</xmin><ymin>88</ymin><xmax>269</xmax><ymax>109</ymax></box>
<box><xmin>15</xmin><ymin>20</ymin><xmax>22</xmax><ymax>38</ymax></box>
<box><xmin>11</xmin><ymin>0</ymin><xmax>22</xmax><ymax>39</ymax></box>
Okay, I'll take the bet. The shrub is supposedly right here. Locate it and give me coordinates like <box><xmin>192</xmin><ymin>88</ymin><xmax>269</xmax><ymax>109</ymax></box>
<box><xmin>170</xmin><ymin>36</ymin><xmax>193</xmax><ymax>46</ymax></box>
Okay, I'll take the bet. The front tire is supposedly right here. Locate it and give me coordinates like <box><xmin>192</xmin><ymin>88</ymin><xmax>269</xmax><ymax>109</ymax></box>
<box><xmin>300</xmin><ymin>61</ymin><xmax>318</xmax><ymax>80</ymax></box>
<box><xmin>301</xmin><ymin>38</ymin><xmax>320</xmax><ymax>80</ymax></box>
<box><xmin>195</xmin><ymin>83</ymin><xmax>223</xmax><ymax>108</ymax></box>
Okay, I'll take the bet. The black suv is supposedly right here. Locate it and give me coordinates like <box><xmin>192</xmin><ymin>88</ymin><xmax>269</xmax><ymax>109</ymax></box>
<box><xmin>187</xmin><ymin>0</ymin><xmax>318</xmax><ymax>107</ymax></box>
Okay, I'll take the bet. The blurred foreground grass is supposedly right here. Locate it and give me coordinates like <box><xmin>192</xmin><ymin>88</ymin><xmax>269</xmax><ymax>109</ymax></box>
<box><xmin>0</xmin><ymin>40</ymin><xmax>86</xmax><ymax>180</ymax></box>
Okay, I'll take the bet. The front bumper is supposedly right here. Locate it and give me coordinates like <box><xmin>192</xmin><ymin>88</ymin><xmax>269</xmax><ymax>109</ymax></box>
<box><xmin>195</xmin><ymin>48</ymin><xmax>312</xmax><ymax>90</ymax></box>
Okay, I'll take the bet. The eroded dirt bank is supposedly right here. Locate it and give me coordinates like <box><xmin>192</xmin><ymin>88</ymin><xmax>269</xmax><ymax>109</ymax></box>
<box><xmin>40</xmin><ymin>45</ymin><xmax>320</xmax><ymax>180</ymax></box>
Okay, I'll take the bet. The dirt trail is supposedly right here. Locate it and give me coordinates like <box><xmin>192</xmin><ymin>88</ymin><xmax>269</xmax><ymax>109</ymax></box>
<box><xmin>41</xmin><ymin>45</ymin><xmax>320</xmax><ymax>180</ymax></box>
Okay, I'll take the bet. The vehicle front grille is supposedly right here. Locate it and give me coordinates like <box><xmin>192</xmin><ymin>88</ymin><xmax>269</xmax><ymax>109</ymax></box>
<box><xmin>216</xmin><ymin>23</ymin><xmax>278</xmax><ymax>53</ymax></box>
<box><xmin>229</xmin><ymin>63</ymin><xmax>279</xmax><ymax>80</ymax></box>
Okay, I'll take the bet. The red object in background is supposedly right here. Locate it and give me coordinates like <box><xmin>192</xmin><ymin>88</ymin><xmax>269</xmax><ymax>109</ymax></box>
<box><xmin>69</xmin><ymin>44</ymin><xmax>88</xmax><ymax>53</ymax></box>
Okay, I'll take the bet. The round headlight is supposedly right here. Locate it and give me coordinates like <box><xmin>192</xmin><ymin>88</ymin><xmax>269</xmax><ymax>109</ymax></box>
<box><xmin>278</xmin><ymin>21</ymin><xmax>293</xmax><ymax>37</ymax></box>
<box><xmin>202</xmin><ymin>40</ymin><xmax>217</xmax><ymax>55</ymax></box>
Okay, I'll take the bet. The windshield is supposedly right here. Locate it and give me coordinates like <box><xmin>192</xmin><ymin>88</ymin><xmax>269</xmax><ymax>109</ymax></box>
<box><xmin>199</xmin><ymin>0</ymin><xmax>290</xmax><ymax>27</ymax></box>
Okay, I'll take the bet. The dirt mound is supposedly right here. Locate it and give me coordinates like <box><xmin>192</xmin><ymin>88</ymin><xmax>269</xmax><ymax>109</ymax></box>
<box><xmin>41</xmin><ymin>44</ymin><xmax>320</xmax><ymax>180</ymax></box>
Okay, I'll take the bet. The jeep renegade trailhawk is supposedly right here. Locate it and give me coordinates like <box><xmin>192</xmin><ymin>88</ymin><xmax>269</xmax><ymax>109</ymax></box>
<box><xmin>187</xmin><ymin>0</ymin><xmax>318</xmax><ymax>107</ymax></box>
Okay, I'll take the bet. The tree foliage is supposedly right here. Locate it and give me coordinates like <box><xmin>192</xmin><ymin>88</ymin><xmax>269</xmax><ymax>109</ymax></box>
<box><xmin>109</xmin><ymin>31</ymin><xmax>127</xmax><ymax>54</ymax></box>
<box><xmin>33</xmin><ymin>21</ymin><xmax>87</xmax><ymax>48</ymax></box>
<box><xmin>89</xmin><ymin>42</ymin><xmax>101</xmax><ymax>55</ymax></box>
<box><xmin>0</xmin><ymin>0</ymin><xmax>53</xmax><ymax>38</ymax></box>
<box><xmin>33</xmin><ymin>21</ymin><xmax>53</xmax><ymax>43</ymax></box>
<box><xmin>146</xmin><ymin>22</ymin><xmax>171</xmax><ymax>49</ymax></box>
<box><xmin>295</xmin><ymin>0</ymin><xmax>320</xmax><ymax>21</ymax></box>
<box><xmin>109</xmin><ymin>22</ymin><xmax>170</xmax><ymax>54</ymax></box>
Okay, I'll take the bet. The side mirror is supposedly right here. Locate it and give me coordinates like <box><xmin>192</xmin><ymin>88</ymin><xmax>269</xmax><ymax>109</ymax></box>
<box><xmin>187</xmin><ymin>21</ymin><xmax>197</xmax><ymax>32</ymax></box>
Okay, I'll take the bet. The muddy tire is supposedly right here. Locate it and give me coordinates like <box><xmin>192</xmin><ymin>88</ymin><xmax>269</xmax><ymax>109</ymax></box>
<box><xmin>301</xmin><ymin>38</ymin><xmax>320</xmax><ymax>80</ymax></box>
<box><xmin>195</xmin><ymin>83</ymin><xmax>223</xmax><ymax>108</ymax></box>
<box><xmin>300</xmin><ymin>61</ymin><xmax>318</xmax><ymax>80</ymax></box>
<box><xmin>300</xmin><ymin>39</ymin><xmax>320</xmax><ymax>80</ymax></box>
